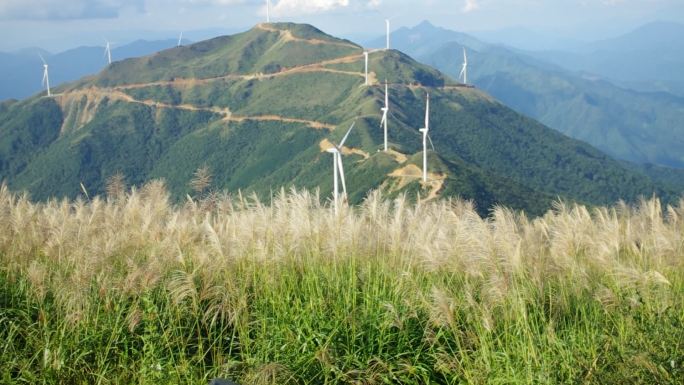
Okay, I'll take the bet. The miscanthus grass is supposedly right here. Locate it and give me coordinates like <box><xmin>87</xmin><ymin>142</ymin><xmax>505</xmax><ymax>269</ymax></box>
<box><xmin>0</xmin><ymin>182</ymin><xmax>682</xmax><ymax>384</ymax></box>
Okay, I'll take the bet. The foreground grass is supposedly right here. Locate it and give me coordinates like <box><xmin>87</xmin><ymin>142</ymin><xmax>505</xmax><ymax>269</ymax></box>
<box><xmin>0</xmin><ymin>182</ymin><xmax>682</xmax><ymax>384</ymax></box>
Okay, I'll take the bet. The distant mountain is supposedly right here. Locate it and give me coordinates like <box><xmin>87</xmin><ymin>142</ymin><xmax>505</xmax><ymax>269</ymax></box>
<box><xmin>367</xmin><ymin>20</ymin><xmax>488</xmax><ymax>56</ymax></box>
<box><xmin>0</xmin><ymin>23</ymin><xmax>680</xmax><ymax>216</ymax></box>
<box><xmin>378</xmin><ymin>21</ymin><xmax>684</xmax><ymax>169</ymax></box>
<box><xmin>468</xmin><ymin>27</ymin><xmax>584</xmax><ymax>52</ymax></box>
<box><xmin>0</xmin><ymin>39</ymin><xmax>186</xmax><ymax>101</ymax></box>
<box><xmin>584</xmin><ymin>21</ymin><xmax>684</xmax><ymax>53</ymax></box>
<box><xmin>530</xmin><ymin>21</ymin><xmax>684</xmax><ymax>97</ymax></box>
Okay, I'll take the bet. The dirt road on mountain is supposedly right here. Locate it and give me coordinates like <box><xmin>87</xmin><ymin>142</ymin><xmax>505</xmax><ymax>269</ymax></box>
<box><xmin>231</xmin><ymin>114</ymin><xmax>334</xmax><ymax>130</ymax></box>
<box><xmin>256</xmin><ymin>24</ymin><xmax>359</xmax><ymax>49</ymax></box>
<box><xmin>111</xmin><ymin>52</ymin><xmax>368</xmax><ymax>92</ymax></box>
<box><xmin>388</xmin><ymin>163</ymin><xmax>446</xmax><ymax>201</ymax></box>
<box><xmin>319</xmin><ymin>139</ymin><xmax>370</xmax><ymax>159</ymax></box>
<box><xmin>56</xmin><ymin>87</ymin><xmax>335</xmax><ymax>130</ymax></box>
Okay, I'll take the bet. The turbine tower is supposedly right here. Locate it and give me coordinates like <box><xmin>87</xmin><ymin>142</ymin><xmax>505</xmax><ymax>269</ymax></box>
<box><xmin>385</xmin><ymin>19</ymin><xmax>390</xmax><ymax>50</ymax></box>
<box><xmin>459</xmin><ymin>47</ymin><xmax>468</xmax><ymax>84</ymax></box>
<box><xmin>418</xmin><ymin>93</ymin><xmax>433</xmax><ymax>183</ymax></box>
<box><xmin>39</xmin><ymin>54</ymin><xmax>51</xmax><ymax>97</ymax></box>
<box><xmin>327</xmin><ymin>120</ymin><xmax>356</xmax><ymax>215</ymax></box>
<box><xmin>363</xmin><ymin>51</ymin><xmax>369</xmax><ymax>86</ymax></box>
<box><xmin>380</xmin><ymin>80</ymin><xmax>389</xmax><ymax>151</ymax></box>
<box><xmin>104</xmin><ymin>40</ymin><xmax>112</xmax><ymax>65</ymax></box>
<box><xmin>178</xmin><ymin>31</ymin><xmax>183</xmax><ymax>47</ymax></box>
<box><xmin>266</xmin><ymin>0</ymin><xmax>271</xmax><ymax>23</ymax></box>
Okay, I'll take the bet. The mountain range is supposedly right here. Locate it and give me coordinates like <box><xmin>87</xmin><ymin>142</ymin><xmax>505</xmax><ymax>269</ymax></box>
<box><xmin>0</xmin><ymin>22</ymin><xmax>682</xmax><ymax>216</ymax></box>
<box><xmin>531</xmin><ymin>21</ymin><xmax>684</xmax><ymax>97</ymax></box>
<box><xmin>5</xmin><ymin>20</ymin><xmax>684</xmax><ymax>170</ymax></box>
<box><xmin>373</xmin><ymin>21</ymin><xmax>684</xmax><ymax>169</ymax></box>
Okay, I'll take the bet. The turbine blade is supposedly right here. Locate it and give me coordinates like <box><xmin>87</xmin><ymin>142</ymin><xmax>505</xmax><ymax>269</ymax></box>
<box><xmin>384</xmin><ymin>82</ymin><xmax>389</xmax><ymax>106</ymax></box>
<box><xmin>380</xmin><ymin>111</ymin><xmax>387</xmax><ymax>127</ymax></box>
<box><xmin>337</xmin><ymin>154</ymin><xmax>347</xmax><ymax>198</ymax></box>
<box><xmin>427</xmin><ymin>133</ymin><xmax>435</xmax><ymax>151</ymax></box>
<box><xmin>424</xmin><ymin>93</ymin><xmax>430</xmax><ymax>130</ymax></box>
<box><xmin>38</xmin><ymin>53</ymin><xmax>46</xmax><ymax>65</ymax></box>
<box><xmin>338</xmin><ymin>120</ymin><xmax>356</xmax><ymax>148</ymax></box>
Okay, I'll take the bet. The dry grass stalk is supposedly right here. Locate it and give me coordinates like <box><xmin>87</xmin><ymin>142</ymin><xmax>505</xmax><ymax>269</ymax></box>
<box><xmin>0</xmin><ymin>183</ymin><xmax>679</xmax><ymax>319</ymax></box>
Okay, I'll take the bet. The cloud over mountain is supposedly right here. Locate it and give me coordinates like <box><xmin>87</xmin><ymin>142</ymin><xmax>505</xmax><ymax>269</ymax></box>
<box><xmin>272</xmin><ymin>0</ymin><xmax>379</xmax><ymax>15</ymax></box>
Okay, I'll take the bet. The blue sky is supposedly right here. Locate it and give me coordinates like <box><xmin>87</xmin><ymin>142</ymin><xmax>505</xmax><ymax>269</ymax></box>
<box><xmin>2</xmin><ymin>0</ymin><xmax>684</xmax><ymax>51</ymax></box>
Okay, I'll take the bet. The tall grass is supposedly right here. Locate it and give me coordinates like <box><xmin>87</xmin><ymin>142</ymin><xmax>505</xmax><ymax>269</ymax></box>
<box><xmin>0</xmin><ymin>182</ymin><xmax>682</xmax><ymax>384</ymax></box>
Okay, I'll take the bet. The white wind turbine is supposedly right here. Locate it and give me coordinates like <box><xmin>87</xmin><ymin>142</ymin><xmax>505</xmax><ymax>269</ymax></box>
<box><xmin>418</xmin><ymin>93</ymin><xmax>434</xmax><ymax>183</ymax></box>
<box><xmin>380</xmin><ymin>80</ymin><xmax>389</xmax><ymax>151</ymax></box>
<box><xmin>385</xmin><ymin>19</ymin><xmax>391</xmax><ymax>50</ymax></box>
<box><xmin>104</xmin><ymin>40</ymin><xmax>112</xmax><ymax>65</ymax></box>
<box><xmin>363</xmin><ymin>51</ymin><xmax>369</xmax><ymax>85</ymax></box>
<box><xmin>266</xmin><ymin>0</ymin><xmax>271</xmax><ymax>23</ymax></box>
<box><xmin>327</xmin><ymin>120</ymin><xmax>356</xmax><ymax>215</ymax></box>
<box><xmin>178</xmin><ymin>31</ymin><xmax>183</xmax><ymax>47</ymax></box>
<box><xmin>459</xmin><ymin>47</ymin><xmax>468</xmax><ymax>84</ymax></box>
<box><xmin>39</xmin><ymin>54</ymin><xmax>51</xmax><ymax>97</ymax></box>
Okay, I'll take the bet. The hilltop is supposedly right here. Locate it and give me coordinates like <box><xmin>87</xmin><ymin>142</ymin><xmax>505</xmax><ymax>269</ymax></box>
<box><xmin>0</xmin><ymin>22</ymin><xmax>680</xmax><ymax>215</ymax></box>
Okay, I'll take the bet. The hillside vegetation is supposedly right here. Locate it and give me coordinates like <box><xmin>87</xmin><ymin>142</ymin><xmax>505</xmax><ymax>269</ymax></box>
<box><xmin>0</xmin><ymin>184</ymin><xmax>682</xmax><ymax>384</ymax></box>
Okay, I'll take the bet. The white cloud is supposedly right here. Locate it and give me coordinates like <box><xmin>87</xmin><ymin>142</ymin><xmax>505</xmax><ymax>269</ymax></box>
<box><xmin>462</xmin><ymin>0</ymin><xmax>479</xmax><ymax>13</ymax></box>
<box><xmin>272</xmin><ymin>0</ymin><xmax>378</xmax><ymax>16</ymax></box>
<box><xmin>179</xmin><ymin>0</ymin><xmax>245</xmax><ymax>4</ymax></box>
<box><xmin>0</xmin><ymin>0</ymin><xmax>144</xmax><ymax>20</ymax></box>
<box><xmin>274</xmin><ymin>0</ymin><xmax>349</xmax><ymax>14</ymax></box>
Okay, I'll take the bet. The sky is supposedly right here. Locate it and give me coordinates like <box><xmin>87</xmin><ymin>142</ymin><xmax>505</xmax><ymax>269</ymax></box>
<box><xmin>2</xmin><ymin>0</ymin><xmax>684</xmax><ymax>51</ymax></box>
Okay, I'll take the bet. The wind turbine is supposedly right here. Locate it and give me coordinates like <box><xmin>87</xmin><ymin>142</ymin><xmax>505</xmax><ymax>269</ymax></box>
<box><xmin>459</xmin><ymin>47</ymin><xmax>467</xmax><ymax>84</ymax></box>
<box><xmin>327</xmin><ymin>120</ymin><xmax>356</xmax><ymax>215</ymax></box>
<box><xmin>266</xmin><ymin>0</ymin><xmax>271</xmax><ymax>23</ymax></box>
<box><xmin>39</xmin><ymin>54</ymin><xmax>51</xmax><ymax>97</ymax></box>
<box><xmin>178</xmin><ymin>31</ymin><xmax>183</xmax><ymax>47</ymax></box>
<box><xmin>380</xmin><ymin>80</ymin><xmax>389</xmax><ymax>151</ymax></box>
<box><xmin>104</xmin><ymin>40</ymin><xmax>112</xmax><ymax>65</ymax></box>
<box><xmin>418</xmin><ymin>93</ymin><xmax>434</xmax><ymax>183</ymax></box>
<box><xmin>385</xmin><ymin>19</ymin><xmax>390</xmax><ymax>50</ymax></box>
<box><xmin>363</xmin><ymin>51</ymin><xmax>369</xmax><ymax>86</ymax></box>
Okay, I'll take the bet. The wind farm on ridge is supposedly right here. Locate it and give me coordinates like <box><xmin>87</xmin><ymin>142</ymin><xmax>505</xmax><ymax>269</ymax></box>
<box><xmin>35</xmin><ymin>12</ymin><xmax>474</xmax><ymax>213</ymax></box>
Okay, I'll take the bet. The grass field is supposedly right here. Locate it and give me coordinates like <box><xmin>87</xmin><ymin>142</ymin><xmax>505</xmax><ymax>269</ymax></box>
<box><xmin>0</xmin><ymin>182</ymin><xmax>682</xmax><ymax>384</ymax></box>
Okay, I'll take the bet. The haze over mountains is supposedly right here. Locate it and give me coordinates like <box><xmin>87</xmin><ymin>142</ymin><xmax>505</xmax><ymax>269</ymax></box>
<box><xmin>2</xmin><ymin>22</ymin><xmax>683</xmax><ymax>216</ymax></box>
<box><xmin>372</xmin><ymin>21</ymin><xmax>684</xmax><ymax>169</ymax></box>
<box><xmin>0</xmin><ymin>39</ymin><xmax>184</xmax><ymax>101</ymax></box>
<box><xmin>531</xmin><ymin>21</ymin><xmax>684</xmax><ymax>97</ymax></box>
